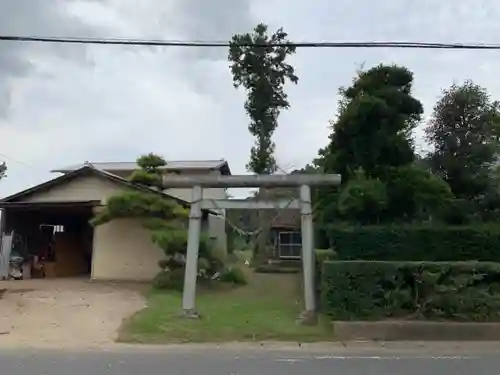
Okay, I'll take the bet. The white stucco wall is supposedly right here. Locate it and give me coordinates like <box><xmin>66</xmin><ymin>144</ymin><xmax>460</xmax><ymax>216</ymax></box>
<box><xmin>91</xmin><ymin>217</ymin><xmax>164</xmax><ymax>281</ymax></box>
<box><xmin>164</xmin><ymin>169</ymin><xmax>228</xmax><ymax>254</ymax></box>
<box><xmin>21</xmin><ymin>174</ymin><xmax>120</xmax><ymax>203</ymax></box>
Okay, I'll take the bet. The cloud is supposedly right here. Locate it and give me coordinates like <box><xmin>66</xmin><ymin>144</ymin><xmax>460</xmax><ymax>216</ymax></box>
<box><xmin>0</xmin><ymin>0</ymin><xmax>107</xmax><ymax>117</ymax></box>
<box><xmin>1</xmin><ymin>0</ymin><xmax>500</xmax><ymax>198</ymax></box>
<box><xmin>171</xmin><ymin>0</ymin><xmax>254</xmax><ymax>61</ymax></box>
<box><xmin>172</xmin><ymin>0</ymin><xmax>254</xmax><ymax>41</ymax></box>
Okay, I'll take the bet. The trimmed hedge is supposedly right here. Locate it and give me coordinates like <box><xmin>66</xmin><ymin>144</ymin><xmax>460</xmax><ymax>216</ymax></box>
<box><xmin>321</xmin><ymin>261</ymin><xmax>500</xmax><ymax>321</ymax></box>
<box><xmin>328</xmin><ymin>225</ymin><xmax>500</xmax><ymax>261</ymax></box>
<box><xmin>314</xmin><ymin>249</ymin><xmax>337</xmax><ymax>309</ymax></box>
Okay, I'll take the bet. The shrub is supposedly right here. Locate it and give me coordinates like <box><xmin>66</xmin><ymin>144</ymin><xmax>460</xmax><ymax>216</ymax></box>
<box><xmin>316</xmin><ymin>248</ymin><xmax>337</xmax><ymax>263</ymax></box>
<box><xmin>219</xmin><ymin>266</ymin><xmax>248</xmax><ymax>285</ymax></box>
<box><xmin>152</xmin><ymin>271</ymin><xmax>171</xmax><ymax>290</ymax></box>
<box><xmin>385</xmin><ymin>165</ymin><xmax>453</xmax><ymax>220</ymax></box>
<box><xmin>321</xmin><ymin>261</ymin><xmax>500</xmax><ymax>321</ymax></box>
<box><xmin>327</xmin><ymin>225</ymin><xmax>500</xmax><ymax>261</ymax></box>
<box><xmin>158</xmin><ymin>259</ymin><xmax>170</xmax><ymax>271</ymax></box>
<box><xmin>157</xmin><ymin>258</ymin><xmax>184</xmax><ymax>272</ymax></box>
<box><xmin>152</xmin><ymin>269</ymin><xmax>185</xmax><ymax>291</ymax></box>
<box><xmin>337</xmin><ymin>168</ymin><xmax>388</xmax><ymax>224</ymax></box>
<box><xmin>197</xmin><ymin>257</ymin><xmax>211</xmax><ymax>272</ymax></box>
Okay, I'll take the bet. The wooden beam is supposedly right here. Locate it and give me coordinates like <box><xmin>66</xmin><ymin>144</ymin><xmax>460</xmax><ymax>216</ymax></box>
<box><xmin>200</xmin><ymin>199</ymin><xmax>300</xmax><ymax>210</ymax></box>
<box><xmin>162</xmin><ymin>173</ymin><xmax>341</xmax><ymax>188</ymax></box>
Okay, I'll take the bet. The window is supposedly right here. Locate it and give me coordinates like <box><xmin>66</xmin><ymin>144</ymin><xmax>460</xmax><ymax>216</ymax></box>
<box><xmin>54</xmin><ymin>225</ymin><xmax>64</xmax><ymax>233</ymax></box>
<box><xmin>278</xmin><ymin>231</ymin><xmax>301</xmax><ymax>259</ymax></box>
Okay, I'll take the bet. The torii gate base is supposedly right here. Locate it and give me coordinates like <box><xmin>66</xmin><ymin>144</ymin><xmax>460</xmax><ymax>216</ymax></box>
<box><xmin>162</xmin><ymin>174</ymin><xmax>341</xmax><ymax>325</ymax></box>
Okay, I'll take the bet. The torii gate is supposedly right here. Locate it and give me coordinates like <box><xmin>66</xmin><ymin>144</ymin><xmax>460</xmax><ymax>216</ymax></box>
<box><xmin>162</xmin><ymin>173</ymin><xmax>341</xmax><ymax>323</ymax></box>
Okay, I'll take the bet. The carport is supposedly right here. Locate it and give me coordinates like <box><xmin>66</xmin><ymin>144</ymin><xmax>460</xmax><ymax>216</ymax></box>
<box><xmin>0</xmin><ymin>200</ymin><xmax>98</xmax><ymax>278</ymax></box>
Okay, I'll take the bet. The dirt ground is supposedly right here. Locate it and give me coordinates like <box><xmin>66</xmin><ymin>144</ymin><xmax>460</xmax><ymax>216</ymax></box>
<box><xmin>0</xmin><ymin>278</ymin><xmax>146</xmax><ymax>348</ymax></box>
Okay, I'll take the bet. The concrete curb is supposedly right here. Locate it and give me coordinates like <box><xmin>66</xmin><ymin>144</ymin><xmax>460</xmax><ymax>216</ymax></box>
<box><xmin>333</xmin><ymin>321</ymin><xmax>500</xmax><ymax>341</ymax></box>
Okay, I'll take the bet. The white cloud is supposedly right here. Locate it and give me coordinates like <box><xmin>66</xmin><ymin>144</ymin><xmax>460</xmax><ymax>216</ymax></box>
<box><xmin>1</xmin><ymin>0</ymin><xmax>500</xmax><ymax>198</ymax></box>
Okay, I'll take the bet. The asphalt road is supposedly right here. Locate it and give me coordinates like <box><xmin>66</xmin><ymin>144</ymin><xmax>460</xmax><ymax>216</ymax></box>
<box><xmin>2</xmin><ymin>344</ymin><xmax>500</xmax><ymax>375</ymax></box>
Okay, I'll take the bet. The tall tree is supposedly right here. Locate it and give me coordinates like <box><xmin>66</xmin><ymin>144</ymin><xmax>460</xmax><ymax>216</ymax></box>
<box><xmin>425</xmin><ymin>81</ymin><xmax>500</xmax><ymax>201</ymax></box>
<box><xmin>229</xmin><ymin>23</ymin><xmax>298</xmax><ymax>174</ymax></box>
<box><xmin>316</xmin><ymin>64</ymin><xmax>453</xmax><ymax>225</ymax></box>
<box><xmin>323</xmin><ymin>64</ymin><xmax>424</xmax><ymax>182</ymax></box>
<box><xmin>229</xmin><ymin>24</ymin><xmax>298</xmax><ymax>261</ymax></box>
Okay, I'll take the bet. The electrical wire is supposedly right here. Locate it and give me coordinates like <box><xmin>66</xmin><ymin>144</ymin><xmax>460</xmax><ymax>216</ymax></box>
<box><xmin>0</xmin><ymin>151</ymin><xmax>55</xmax><ymax>179</ymax></box>
<box><xmin>0</xmin><ymin>151</ymin><xmax>39</xmax><ymax>171</ymax></box>
<box><xmin>1</xmin><ymin>35</ymin><xmax>500</xmax><ymax>50</ymax></box>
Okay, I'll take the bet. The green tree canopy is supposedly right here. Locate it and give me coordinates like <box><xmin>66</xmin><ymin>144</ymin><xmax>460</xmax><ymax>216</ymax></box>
<box><xmin>315</xmin><ymin>65</ymin><xmax>456</xmax><ymax>225</ymax></box>
<box><xmin>337</xmin><ymin>168</ymin><xmax>388</xmax><ymax>224</ymax></box>
<box><xmin>229</xmin><ymin>23</ymin><xmax>298</xmax><ymax>174</ymax></box>
<box><xmin>91</xmin><ymin>153</ymin><xmax>186</xmax><ymax>228</ymax></box>
<box><xmin>425</xmin><ymin>81</ymin><xmax>500</xmax><ymax>201</ymax></box>
<box><xmin>385</xmin><ymin>165</ymin><xmax>453</xmax><ymax>221</ymax></box>
<box><xmin>323</xmin><ymin>64</ymin><xmax>423</xmax><ymax>182</ymax></box>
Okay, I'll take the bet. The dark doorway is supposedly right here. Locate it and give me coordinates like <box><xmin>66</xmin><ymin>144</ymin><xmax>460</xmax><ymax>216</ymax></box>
<box><xmin>3</xmin><ymin>202</ymin><xmax>95</xmax><ymax>278</ymax></box>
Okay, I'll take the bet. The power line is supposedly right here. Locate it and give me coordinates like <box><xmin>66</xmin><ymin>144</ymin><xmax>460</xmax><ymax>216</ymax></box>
<box><xmin>2</xmin><ymin>35</ymin><xmax>500</xmax><ymax>50</ymax></box>
<box><xmin>0</xmin><ymin>151</ymin><xmax>45</xmax><ymax>172</ymax></box>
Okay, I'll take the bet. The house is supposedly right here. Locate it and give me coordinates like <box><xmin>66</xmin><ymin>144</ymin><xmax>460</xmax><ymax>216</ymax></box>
<box><xmin>269</xmin><ymin>209</ymin><xmax>302</xmax><ymax>259</ymax></box>
<box><xmin>0</xmin><ymin>160</ymin><xmax>230</xmax><ymax>281</ymax></box>
<box><xmin>249</xmin><ymin>187</ymin><xmax>303</xmax><ymax>260</ymax></box>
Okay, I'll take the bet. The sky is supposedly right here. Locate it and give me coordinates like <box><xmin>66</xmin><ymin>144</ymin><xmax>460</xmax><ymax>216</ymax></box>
<box><xmin>0</xmin><ymin>0</ymin><xmax>500</xmax><ymax>198</ymax></box>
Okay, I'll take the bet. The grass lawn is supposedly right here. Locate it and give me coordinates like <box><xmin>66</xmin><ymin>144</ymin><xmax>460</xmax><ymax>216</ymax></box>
<box><xmin>119</xmin><ymin>269</ymin><xmax>332</xmax><ymax>343</ymax></box>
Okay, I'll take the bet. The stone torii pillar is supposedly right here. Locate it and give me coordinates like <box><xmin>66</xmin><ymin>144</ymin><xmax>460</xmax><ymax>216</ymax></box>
<box><xmin>162</xmin><ymin>173</ymin><xmax>341</xmax><ymax>322</ymax></box>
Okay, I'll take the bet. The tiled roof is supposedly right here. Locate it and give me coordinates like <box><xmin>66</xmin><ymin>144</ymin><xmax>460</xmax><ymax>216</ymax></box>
<box><xmin>52</xmin><ymin>159</ymin><xmax>231</xmax><ymax>175</ymax></box>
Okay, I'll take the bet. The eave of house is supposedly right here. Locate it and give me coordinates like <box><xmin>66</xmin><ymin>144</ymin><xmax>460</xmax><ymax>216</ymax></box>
<box><xmin>0</xmin><ymin>166</ymin><xmax>219</xmax><ymax>217</ymax></box>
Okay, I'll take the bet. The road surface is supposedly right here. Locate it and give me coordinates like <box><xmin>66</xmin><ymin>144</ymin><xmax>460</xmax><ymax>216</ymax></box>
<box><xmin>1</xmin><ymin>343</ymin><xmax>500</xmax><ymax>375</ymax></box>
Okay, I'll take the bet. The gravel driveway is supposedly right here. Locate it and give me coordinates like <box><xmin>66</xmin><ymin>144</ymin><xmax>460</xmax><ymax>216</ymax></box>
<box><xmin>0</xmin><ymin>279</ymin><xmax>146</xmax><ymax>348</ymax></box>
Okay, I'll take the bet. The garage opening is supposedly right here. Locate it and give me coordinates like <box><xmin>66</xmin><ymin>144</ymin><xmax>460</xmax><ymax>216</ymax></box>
<box><xmin>1</xmin><ymin>201</ymin><xmax>96</xmax><ymax>279</ymax></box>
